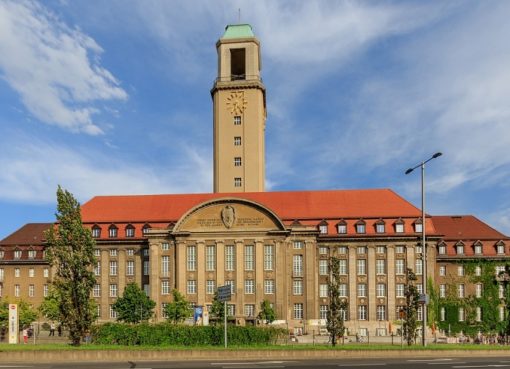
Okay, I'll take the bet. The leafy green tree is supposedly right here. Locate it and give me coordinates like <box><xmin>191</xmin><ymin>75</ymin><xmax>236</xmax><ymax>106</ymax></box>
<box><xmin>39</xmin><ymin>287</ymin><xmax>62</xmax><ymax>322</ymax></box>
<box><xmin>257</xmin><ymin>299</ymin><xmax>276</xmax><ymax>324</ymax></box>
<box><xmin>209</xmin><ymin>290</ymin><xmax>225</xmax><ymax>324</ymax></box>
<box><xmin>327</xmin><ymin>257</ymin><xmax>348</xmax><ymax>346</ymax></box>
<box><xmin>403</xmin><ymin>268</ymin><xmax>420</xmax><ymax>345</ymax></box>
<box><xmin>113</xmin><ymin>283</ymin><xmax>155</xmax><ymax>323</ymax></box>
<box><xmin>497</xmin><ymin>264</ymin><xmax>510</xmax><ymax>335</ymax></box>
<box><xmin>0</xmin><ymin>299</ymin><xmax>38</xmax><ymax>330</ymax></box>
<box><xmin>44</xmin><ymin>186</ymin><xmax>97</xmax><ymax>346</ymax></box>
<box><xmin>164</xmin><ymin>289</ymin><xmax>192</xmax><ymax>324</ymax></box>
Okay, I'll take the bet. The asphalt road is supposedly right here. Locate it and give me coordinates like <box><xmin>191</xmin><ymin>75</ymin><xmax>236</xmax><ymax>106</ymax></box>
<box><xmin>3</xmin><ymin>357</ymin><xmax>510</xmax><ymax>369</ymax></box>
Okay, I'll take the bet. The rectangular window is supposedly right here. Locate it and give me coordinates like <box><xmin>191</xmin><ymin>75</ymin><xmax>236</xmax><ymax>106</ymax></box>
<box><xmin>415</xmin><ymin>259</ymin><xmax>423</xmax><ymax>275</ymax></box>
<box><xmin>440</xmin><ymin>284</ymin><xmax>446</xmax><ymax>298</ymax></box>
<box><xmin>15</xmin><ymin>268</ymin><xmax>20</xmax><ymax>277</ymax></box>
<box><xmin>93</xmin><ymin>284</ymin><xmax>101</xmax><ymax>297</ymax></box>
<box><xmin>233</xmin><ymin>115</ymin><xmax>241</xmax><ymax>125</ymax></box>
<box><xmin>110</xmin><ymin>305</ymin><xmax>117</xmax><ymax>319</ymax></box>
<box><xmin>294</xmin><ymin>303</ymin><xmax>303</xmax><ymax>319</ymax></box>
<box><xmin>234</xmin><ymin>157</ymin><xmax>242</xmax><ymax>167</ymax></box>
<box><xmin>415</xmin><ymin>223</ymin><xmax>423</xmax><ymax>233</ymax></box>
<box><xmin>395</xmin><ymin>259</ymin><xmax>405</xmax><ymax>275</ymax></box>
<box><xmin>500</xmin><ymin>306</ymin><xmax>505</xmax><ymax>321</ymax></box>
<box><xmin>358</xmin><ymin>305</ymin><xmax>367</xmax><ymax>320</ymax></box>
<box><xmin>206</xmin><ymin>245</ymin><xmax>216</xmax><ymax>271</ymax></box>
<box><xmin>264</xmin><ymin>245</ymin><xmax>274</xmax><ymax>271</ymax></box>
<box><xmin>126</xmin><ymin>249</ymin><xmax>134</xmax><ymax>256</ymax></box>
<box><xmin>439</xmin><ymin>265</ymin><xmax>446</xmax><ymax>276</ymax></box>
<box><xmin>376</xmin><ymin>246</ymin><xmax>386</xmax><ymax>254</ymax></box>
<box><xmin>234</xmin><ymin>177</ymin><xmax>242</xmax><ymax>187</ymax></box>
<box><xmin>357</xmin><ymin>259</ymin><xmax>366</xmax><ymax>275</ymax></box>
<box><xmin>376</xmin><ymin>224</ymin><xmax>385</xmax><ymax>233</ymax></box>
<box><xmin>28</xmin><ymin>284</ymin><xmax>34</xmax><ymax>297</ymax></box>
<box><xmin>417</xmin><ymin>284</ymin><xmax>423</xmax><ymax>294</ymax></box>
<box><xmin>339</xmin><ymin>259</ymin><xmax>347</xmax><ymax>275</ymax></box>
<box><xmin>339</xmin><ymin>284</ymin><xmax>347</xmax><ymax>297</ymax></box>
<box><xmin>319</xmin><ymin>246</ymin><xmax>328</xmax><ymax>255</ymax></box>
<box><xmin>225</xmin><ymin>280</ymin><xmax>235</xmax><ymax>294</ymax></box>
<box><xmin>418</xmin><ymin>306</ymin><xmax>423</xmax><ymax>321</ymax></box>
<box><xmin>458</xmin><ymin>307</ymin><xmax>465</xmax><ymax>322</ymax></box>
<box><xmin>499</xmin><ymin>284</ymin><xmax>505</xmax><ymax>299</ymax></box>
<box><xmin>440</xmin><ymin>307</ymin><xmax>446</xmax><ymax>321</ymax></box>
<box><xmin>458</xmin><ymin>284</ymin><xmax>465</xmax><ymax>298</ymax></box>
<box><xmin>357</xmin><ymin>284</ymin><xmax>367</xmax><ymax>297</ymax></box>
<box><xmin>109</xmin><ymin>284</ymin><xmax>117</xmax><ymax>297</ymax></box>
<box><xmin>457</xmin><ymin>245</ymin><xmax>464</xmax><ymax>255</ymax></box>
<box><xmin>161</xmin><ymin>280</ymin><xmax>170</xmax><ymax>295</ymax></box>
<box><xmin>94</xmin><ymin>262</ymin><xmax>101</xmax><ymax>276</ymax></box>
<box><xmin>0</xmin><ymin>250</ymin><xmax>4</xmax><ymax>259</ymax></box>
<box><xmin>109</xmin><ymin>261</ymin><xmax>117</xmax><ymax>276</ymax></box>
<box><xmin>416</xmin><ymin>246</ymin><xmax>423</xmax><ymax>254</ymax></box>
<box><xmin>143</xmin><ymin>249</ymin><xmax>149</xmax><ymax>256</ymax></box>
<box><xmin>337</xmin><ymin>224</ymin><xmax>347</xmax><ymax>234</ymax></box>
<box><xmin>14</xmin><ymin>284</ymin><xmax>20</xmax><ymax>297</ymax></box>
<box><xmin>264</xmin><ymin>279</ymin><xmax>274</xmax><ymax>294</ymax></box>
<box><xmin>234</xmin><ymin>136</ymin><xmax>241</xmax><ymax>146</ymax></box>
<box><xmin>143</xmin><ymin>284</ymin><xmax>150</xmax><ymax>296</ymax></box>
<box><xmin>0</xmin><ymin>268</ymin><xmax>3</xmax><ymax>281</ymax></box>
<box><xmin>356</xmin><ymin>224</ymin><xmax>366</xmax><ymax>234</ymax></box>
<box><xmin>227</xmin><ymin>304</ymin><xmax>236</xmax><ymax>317</ymax></box>
<box><xmin>94</xmin><ymin>249</ymin><xmax>101</xmax><ymax>257</ymax></box>
<box><xmin>338</xmin><ymin>246</ymin><xmax>347</xmax><ymax>254</ymax></box>
<box><xmin>143</xmin><ymin>261</ymin><xmax>150</xmax><ymax>276</ymax></box>
<box><xmin>225</xmin><ymin>245</ymin><xmax>235</xmax><ymax>271</ymax></box>
<box><xmin>92</xmin><ymin>228</ymin><xmax>101</xmax><ymax>238</ymax></box>
<box><xmin>475</xmin><ymin>266</ymin><xmax>482</xmax><ymax>276</ymax></box>
<box><xmin>377</xmin><ymin>283</ymin><xmax>386</xmax><ymax>298</ymax></box>
<box><xmin>28</xmin><ymin>250</ymin><xmax>36</xmax><ymax>259</ymax></box>
<box><xmin>396</xmin><ymin>284</ymin><xmax>405</xmax><ymax>298</ymax></box>
<box><xmin>319</xmin><ymin>260</ymin><xmax>328</xmax><ymax>275</ymax></box>
<box><xmin>161</xmin><ymin>256</ymin><xmax>169</xmax><ymax>277</ymax></box>
<box><xmin>319</xmin><ymin>225</ymin><xmax>328</xmax><ymax>234</ymax></box>
<box><xmin>29</xmin><ymin>268</ymin><xmax>35</xmax><ymax>278</ymax></box>
<box><xmin>475</xmin><ymin>244</ymin><xmax>482</xmax><ymax>255</ymax></box>
<box><xmin>376</xmin><ymin>259</ymin><xmax>386</xmax><ymax>275</ymax></box>
<box><xmin>110</xmin><ymin>249</ymin><xmax>117</xmax><ymax>257</ymax></box>
<box><xmin>476</xmin><ymin>307</ymin><xmax>482</xmax><ymax>322</ymax></box>
<box><xmin>161</xmin><ymin>242</ymin><xmax>169</xmax><ymax>251</ymax></box>
<box><xmin>293</xmin><ymin>255</ymin><xmax>303</xmax><ymax>277</ymax></box>
<box><xmin>293</xmin><ymin>280</ymin><xmax>303</xmax><ymax>295</ymax></box>
<box><xmin>126</xmin><ymin>260</ymin><xmax>135</xmax><ymax>276</ymax></box>
<box><xmin>293</xmin><ymin>241</ymin><xmax>303</xmax><ymax>249</ymax></box>
<box><xmin>357</xmin><ymin>246</ymin><xmax>366</xmax><ymax>254</ymax></box>
<box><xmin>244</xmin><ymin>304</ymin><xmax>255</xmax><ymax>317</ymax></box>
<box><xmin>458</xmin><ymin>265</ymin><xmax>465</xmax><ymax>276</ymax></box>
<box><xmin>376</xmin><ymin>305</ymin><xmax>386</xmax><ymax>321</ymax></box>
<box><xmin>244</xmin><ymin>245</ymin><xmax>254</xmax><ymax>271</ymax></box>
<box><xmin>126</xmin><ymin>227</ymin><xmax>135</xmax><ymax>237</ymax></box>
<box><xmin>476</xmin><ymin>283</ymin><xmax>483</xmax><ymax>298</ymax></box>
<box><xmin>319</xmin><ymin>284</ymin><xmax>328</xmax><ymax>298</ymax></box>
<box><xmin>244</xmin><ymin>279</ymin><xmax>254</xmax><ymax>294</ymax></box>
<box><xmin>395</xmin><ymin>223</ymin><xmax>404</xmax><ymax>233</ymax></box>
<box><xmin>43</xmin><ymin>284</ymin><xmax>48</xmax><ymax>297</ymax></box>
<box><xmin>109</xmin><ymin>227</ymin><xmax>118</xmax><ymax>238</ymax></box>
<box><xmin>187</xmin><ymin>246</ymin><xmax>196</xmax><ymax>271</ymax></box>
<box><xmin>187</xmin><ymin>280</ymin><xmax>197</xmax><ymax>294</ymax></box>
<box><xmin>14</xmin><ymin>250</ymin><xmax>22</xmax><ymax>259</ymax></box>
<box><xmin>320</xmin><ymin>305</ymin><xmax>328</xmax><ymax>320</ymax></box>
<box><xmin>161</xmin><ymin>303</ymin><xmax>168</xmax><ymax>319</ymax></box>
<box><xmin>206</xmin><ymin>280</ymin><xmax>215</xmax><ymax>294</ymax></box>
<box><xmin>498</xmin><ymin>244</ymin><xmax>505</xmax><ymax>254</ymax></box>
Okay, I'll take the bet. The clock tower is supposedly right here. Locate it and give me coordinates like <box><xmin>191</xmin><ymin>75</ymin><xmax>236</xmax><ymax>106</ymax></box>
<box><xmin>211</xmin><ymin>24</ymin><xmax>266</xmax><ymax>193</ymax></box>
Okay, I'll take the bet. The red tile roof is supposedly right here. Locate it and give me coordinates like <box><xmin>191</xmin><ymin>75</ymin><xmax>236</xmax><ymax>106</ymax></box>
<box><xmin>0</xmin><ymin>223</ymin><xmax>51</xmax><ymax>246</ymax></box>
<box><xmin>80</xmin><ymin>189</ymin><xmax>423</xmax><ymax>223</ymax></box>
<box><xmin>432</xmin><ymin>215</ymin><xmax>508</xmax><ymax>240</ymax></box>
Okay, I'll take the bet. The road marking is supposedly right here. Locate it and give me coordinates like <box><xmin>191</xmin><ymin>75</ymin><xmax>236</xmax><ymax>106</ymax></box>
<box><xmin>338</xmin><ymin>364</ymin><xmax>386</xmax><ymax>367</ymax></box>
<box><xmin>0</xmin><ymin>367</ymin><xmax>33</xmax><ymax>368</ymax></box>
<box><xmin>453</xmin><ymin>365</ymin><xmax>510</xmax><ymax>368</ymax></box>
<box><xmin>212</xmin><ymin>362</ymin><xmax>291</xmax><ymax>365</ymax></box>
<box><xmin>428</xmin><ymin>363</ymin><xmax>466</xmax><ymax>365</ymax></box>
<box><xmin>409</xmin><ymin>359</ymin><xmax>455</xmax><ymax>362</ymax></box>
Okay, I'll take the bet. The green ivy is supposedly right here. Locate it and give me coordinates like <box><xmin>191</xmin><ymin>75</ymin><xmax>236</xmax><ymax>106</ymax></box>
<box><xmin>430</xmin><ymin>261</ymin><xmax>509</xmax><ymax>336</ymax></box>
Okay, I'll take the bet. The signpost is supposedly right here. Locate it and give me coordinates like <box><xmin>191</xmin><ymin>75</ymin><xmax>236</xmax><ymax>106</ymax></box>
<box><xmin>8</xmin><ymin>304</ymin><xmax>18</xmax><ymax>344</ymax></box>
<box><xmin>217</xmin><ymin>285</ymin><xmax>231</xmax><ymax>348</ymax></box>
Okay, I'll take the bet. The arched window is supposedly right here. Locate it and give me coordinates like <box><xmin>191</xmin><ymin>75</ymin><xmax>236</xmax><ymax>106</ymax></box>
<box><xmin>125</xmin><ymin>224</ymin><xmax>135</xmax><ymax>238</ymax></box>
<box><xmin>108</xmin><ymin>225</ymin><xmax>118</xmax><ymax>238</ymax></box>
<box><xmin>91</xmin><ymin>225</ymin><xmax>101</xmax><ymax>238</ymax></box>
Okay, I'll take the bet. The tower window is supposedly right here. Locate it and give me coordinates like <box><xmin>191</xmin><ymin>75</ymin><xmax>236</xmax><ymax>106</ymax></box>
<box><xmin>234</xmin><ymin>177</ymin><xmax>242</xmax><ymax>187</ymax></box>
<box><xmin>230</xmin><ymin>48</ymin><xmax>246</xmax><ymax>80</ymax></box>
<box><xmin>234</xmin><ymin>136</ymin><xmax>241</xmax><ymax>146</ymax></box>
<box><xmin>234</xmin><ymin>116</ymin><xmax>241</xmax><ymax>125</ymax></box>
<box><xmin>234</xmin><ymin>157</ymin><xmax>242</xmax><ymax>167</ymax></box>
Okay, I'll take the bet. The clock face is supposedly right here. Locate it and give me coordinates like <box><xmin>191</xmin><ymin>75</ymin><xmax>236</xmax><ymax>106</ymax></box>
<box><xmin>227</xmin><ymin>91</ymin><xmax>247</xmax><ymax>115</ymax></box>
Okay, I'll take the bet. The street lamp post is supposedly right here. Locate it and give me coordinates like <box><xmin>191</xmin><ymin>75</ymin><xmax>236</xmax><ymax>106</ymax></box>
<box><xmin>405</xmin><ymin>152</ymin><xmax>442</xmax><ymax>347</ymax></box>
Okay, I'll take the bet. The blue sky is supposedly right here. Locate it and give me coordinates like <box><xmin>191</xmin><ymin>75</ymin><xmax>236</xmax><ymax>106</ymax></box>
<box><xmin>1</xmin><ymin>0</ymin><xmax>510</xmax><ymax>240</ymax></box>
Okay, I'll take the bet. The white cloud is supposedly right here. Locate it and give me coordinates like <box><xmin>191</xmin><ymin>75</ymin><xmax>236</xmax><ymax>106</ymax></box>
<box><xmin>0</xmin><ymin>0</ymin><xmax>127</xmax><ymax>134</ymax></box>
<box><xmin>0</xmin><ymin>134</ymin><xmax>211</xmax><ymax>204</ymax></box>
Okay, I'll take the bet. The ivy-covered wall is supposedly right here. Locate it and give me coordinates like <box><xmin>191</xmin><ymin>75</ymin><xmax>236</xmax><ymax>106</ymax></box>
<box><xmin>429</xmin><ymin>261</ymin><xmax>509</xmax><ymax>336</ymax></box>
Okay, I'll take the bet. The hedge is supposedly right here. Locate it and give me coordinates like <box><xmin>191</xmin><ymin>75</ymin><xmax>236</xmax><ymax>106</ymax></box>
<box><xmin>91</xmin><ymin>323</ymin><xmax>287</xmax><ymax>346</ymax></box>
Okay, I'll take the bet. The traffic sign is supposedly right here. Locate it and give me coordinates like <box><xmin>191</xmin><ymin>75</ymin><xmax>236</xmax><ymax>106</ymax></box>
<box><xmin>217</xmin><ymin>285</ymin><xmax>231</xmax><ymax>302</ymax></box>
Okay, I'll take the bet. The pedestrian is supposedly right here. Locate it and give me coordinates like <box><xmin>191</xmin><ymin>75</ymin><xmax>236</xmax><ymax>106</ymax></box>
<box><xmin>22</xmin><ymin>328</ymin><xmax>28</xmax><ymax>344</ymax></box>
<box><xmin>49</xmin><ymin>323</ymin><xmax>55</xmax><ymax>336</ymax></box>
<box><xmin>57</xmin><ymin>325</ymin><xmax>62</xmax><ymax>337</ymax></box>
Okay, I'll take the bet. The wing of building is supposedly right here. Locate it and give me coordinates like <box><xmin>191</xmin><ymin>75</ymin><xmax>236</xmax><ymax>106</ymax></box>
<box><xmin>1</xmin><ymin>24</ymin><xmax>508</xmax><ymax>338</ymax></box>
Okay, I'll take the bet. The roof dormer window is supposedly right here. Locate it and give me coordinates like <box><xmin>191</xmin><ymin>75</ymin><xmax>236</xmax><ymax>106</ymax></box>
<box><xmin>337</xmin><ymin>220</ymin><xmax>347</xmax><ymax>234</ymax></box>
<box><xmin>108</xmin><ymin>225</ymin><xmax>118</xmax><ymax>238</ymax></box>
<box><xmin>395</xmin><ymin>218</ymin><xmax>405</xmax><ymax>233</ymax></box>
<box><xmin>456</xmin><ymin>242</ymin><xmax>465</xmax><ymax>255</ymax></box>
<box><xmin>414</xmin><ymin>218</ymin><xmax>423</xmax><ymax>233</ymax></box>
<box><xmin>125</xmin><ymin>225</ymin><xmax>135</xmax><ymax>238</ymax></box>
<box><xmin>92</xmin><ymin>225</ymin><xmax>101</xmax><ymax>238</ymax></box>
<box><xmin>318</xmin><ymin>220</ymin><xmax>328</xmax><ymax>235</ymax></box>
<box><xmin>375</xmin><ymin>219</ymin><xmax>385</xmax><ymax>234</ymax></box>
<box><xmin>438</xmin><ymin>242</ymin><xmax>446</xmax><ymax>255</ymax></box>
<box><xmin>497</xmin><ymin>242</ymin><xmax>505</xmax><ymax>255</ymax></box>
<box><xmin>14</xmin><ymin>249</ymin><xmax>22</xmax><ymax>259</ymax></box>
<box><xmin>356</xmin><ymin>220</ymin><xmax>366</xmax><ymax>234</ymax></box>
<box><xmin>142</xmin><ymin>224</ymin><xmax>151</xmax><ymax>235</ymax></box>
<box><xmin>474</xmin><ymin>241</ymin><xmax>483</xmax><ymax>255</ymax></box>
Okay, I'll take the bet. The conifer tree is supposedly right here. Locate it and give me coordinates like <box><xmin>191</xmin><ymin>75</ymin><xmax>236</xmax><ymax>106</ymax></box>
<box><xmin>44</xmin><ymin>186</ymin><xmax>96</xmax><ymax>346</ymax></box>
<box><xmin>327</xmin><ymin>257</ymin><xmax>348</xmax><ymax>346</ymax></box>
<box><xmin>403</xmin><ymin>268</ymin><xmax>420</xmax><ymax>345</ymax></box>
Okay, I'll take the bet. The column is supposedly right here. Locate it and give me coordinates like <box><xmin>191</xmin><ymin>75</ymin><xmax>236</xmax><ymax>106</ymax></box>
<box><xmin>387</xmin><ymin>245</ymin><xmax>396</xmax><ymax>322</ymax></box>
<box><xmin>149</xmin><ymin>242</ymin><xmax>160</xmax><ymax>319</ymax></box>
<box><xmin>368</xmin><ymin>245</ymin><xmax>376</xmax><ymax>322</ymax></box>
<box><xmin>197</xmin><ymin>241</ymin><xmax>206</xmax><ymax>307</ymax></box>
<box><xmin>235</xmin><ymin>239</ymin><xmax>244</xmax><ymax>320</ymax></box>
<box><xmin>348</xmin><ymin>246</ymin><xmax>357</xmax><ymax>323</ymax></box>
<box><xmin>100</xmin><ymin>249</ymin><xmax>108</xmax><ymax>320</ymax></box>
<box><xmin>255</xmin><ymin>239</ymin><xmax>264</xmax><ymax>310</ymax></box>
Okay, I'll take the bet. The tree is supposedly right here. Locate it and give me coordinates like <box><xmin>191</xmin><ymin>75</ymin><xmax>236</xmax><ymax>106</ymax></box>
<box><xmin>39</xmin><ymin>287</ymin><xmax>62</xmax><ymax>322</ymax></box>
<box><xmin>44</xmin><ymin>186</ymin><xmax>97</xmax><ymax>346</ymax></box>
<box><xmin>113</xmin><ymin>283</ymin><xmax>155</xmax><ymax>323</ymax></box>
<box><xmin>327</xmin><ymin>257</ymin><xmax>348</xmax><ymax>346</ymax></box>
<box><xmin>403</xmin><ymin>268</ymin><xmax>420</xmax><ymax>345</ymax></box>
<box><xmin>164</xmin><ymin>289</ymin><xmax>192</xmax><ymax>324</ymax></box>
<box><xmin>257</xmin><ymin>299</ymin><xmax>276</xmax><ymax>324</ymax></box>
<box><xmin>497</xmin><ymin>264</ymin><xmax>510</xmax><ymax>336</ymax></box>
<box><xmin>209</xmin><ymin>290</ymin><xmax>225</xmax><ymax>324</ymax></box>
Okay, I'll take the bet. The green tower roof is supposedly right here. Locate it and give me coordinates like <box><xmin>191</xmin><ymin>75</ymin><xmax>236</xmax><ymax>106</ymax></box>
<box><xmin>221</xmin><ymin>24</ymin><xmax>255</xmax><ymax>39</ymax></box>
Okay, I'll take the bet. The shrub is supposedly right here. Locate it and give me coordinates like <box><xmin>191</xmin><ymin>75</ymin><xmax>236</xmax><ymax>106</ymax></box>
<box><xmin>91</xmin><ymin>322</ymin><xmax>286</xmax><ymax>346</ymax></box>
